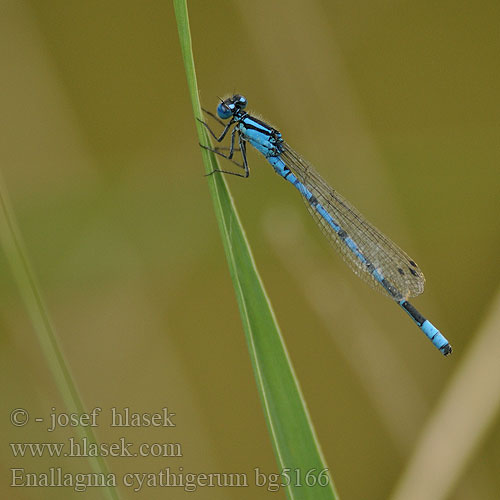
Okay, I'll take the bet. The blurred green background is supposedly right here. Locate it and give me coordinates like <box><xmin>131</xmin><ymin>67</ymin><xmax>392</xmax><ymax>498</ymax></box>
<box><xmin>1</xmin><ymin>1</ymin><xmax>499</xmax><ymax>499</ymax></box>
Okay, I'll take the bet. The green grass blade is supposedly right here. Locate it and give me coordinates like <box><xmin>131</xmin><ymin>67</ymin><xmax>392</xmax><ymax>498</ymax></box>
<box><xmin>174</xmin><ymin>2</ymin><xmax>338</xmax><ymax>498</ymax></box>
<box><xmin>0</xmin><ymin>173</ymin><xmax>120</xmax><ymax>500</ymax></box>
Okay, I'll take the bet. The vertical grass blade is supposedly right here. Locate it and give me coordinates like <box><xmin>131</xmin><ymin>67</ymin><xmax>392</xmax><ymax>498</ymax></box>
<box><xmin>173</xmin><ymin>1</ymin><xmax>338</xmax><ymax>498</ymax></box>
<box><xmin>0</xmin><ymin>173</ymin><xmax>119</xmax><ymax>500</ymax></box>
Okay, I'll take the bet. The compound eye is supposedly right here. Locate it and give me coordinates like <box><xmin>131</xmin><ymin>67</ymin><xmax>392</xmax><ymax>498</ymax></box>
<box><xmin>235</xmin><ymin>95</ymin><xmax>247</xmax><ymax>109</ymax></box>
<box><xmin>217</xmin><ymin>102</ymin><xmax>232</xmax><ymax>119</ymax></box>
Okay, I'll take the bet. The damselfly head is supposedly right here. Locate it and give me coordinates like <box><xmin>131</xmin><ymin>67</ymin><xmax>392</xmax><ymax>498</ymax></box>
<box><xmin>217</xmin><ymin>94</ymin><xmax>247</xmax><ymax>120</ymax></box>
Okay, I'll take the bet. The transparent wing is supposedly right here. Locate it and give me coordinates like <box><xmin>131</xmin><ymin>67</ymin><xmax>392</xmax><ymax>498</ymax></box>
<box><xmin>282</xmin><ymin>143</ymin><xmax>425</xmax><ymax>300</ymax></box>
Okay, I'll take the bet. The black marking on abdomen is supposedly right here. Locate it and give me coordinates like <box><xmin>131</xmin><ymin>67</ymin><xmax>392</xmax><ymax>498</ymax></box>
<box><xmin>283</xmin><ymin>168</ymin><xmax>292</xmax><ymax>180</ymax></box>
<box><xmin>401</xmin><ymin>301</ymin><xmax>425</xmax><ymax>326</ymax></box>
<box><xmin>382</xmin><ymin>278</ymin><xmax>402</xmax><ymax>300</ymax></box>
<box><xmin>309</xmin><ymin>195</ymin><xmax>318</xmax><ymax>206</ymax></box>
<box><xmin>338</xmin><ymin>229</ymin><xmax>347</xmax><ymax>239</ymax></box>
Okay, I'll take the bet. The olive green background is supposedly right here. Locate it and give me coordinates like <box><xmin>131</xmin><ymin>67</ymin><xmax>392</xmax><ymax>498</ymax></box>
<box><xmin>1</xmin><ymin>1</ymin><xmax>499</xmax><ymax>499</ymax></box>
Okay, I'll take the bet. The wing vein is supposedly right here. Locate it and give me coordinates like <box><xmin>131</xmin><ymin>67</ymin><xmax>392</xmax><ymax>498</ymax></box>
<box><xmin>282</xmin><ymin>143</ymin><xmax>425</xmax><ymax>299</ymax></box>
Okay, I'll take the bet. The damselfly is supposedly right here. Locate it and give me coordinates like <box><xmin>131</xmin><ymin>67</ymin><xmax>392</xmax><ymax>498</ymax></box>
<box><xmin>199</xmin><ymin>94</ymin><xmax>452</xmax><ymax>356</ymax></box>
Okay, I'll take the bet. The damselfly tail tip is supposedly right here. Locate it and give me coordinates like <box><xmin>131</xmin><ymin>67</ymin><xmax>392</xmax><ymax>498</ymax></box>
<box><xmin>442</xmin><ymin>344</ymin><xmax>452</xmax><ymax>356</ymax></box>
